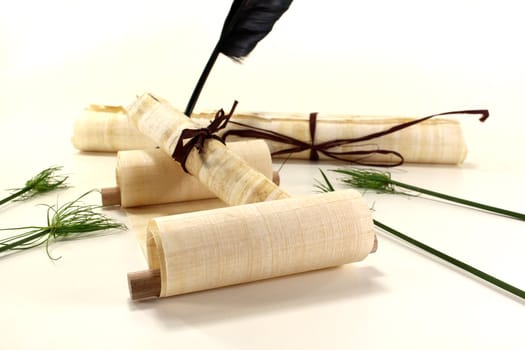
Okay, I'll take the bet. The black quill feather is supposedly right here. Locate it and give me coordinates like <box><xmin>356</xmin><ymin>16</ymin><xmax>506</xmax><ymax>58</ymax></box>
<box><xmin>185</xmin><ymin>0</ymin><xmax>293</xmax><ymax>116</ymax></box>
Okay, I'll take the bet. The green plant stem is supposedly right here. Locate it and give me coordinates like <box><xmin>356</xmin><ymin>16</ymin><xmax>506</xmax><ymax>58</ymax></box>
<box><xmin>1</xmin><ymin>166</ymin><xmax>68</xmax><ymax>207</ymax></box>
<box><xmin>0</xmin><ymin>229</ymin><xmax>49</xmax><ymax>252</ymax></box>
<box><xmin>387</xmin><ymin>178</ymin><xmax>525</xmax><ymax>221</ymax></box>
<box><xmin>374</xmin><ymin>219</ymin><xmax>524</xmax><ymax>299</ymax></box>
<box><xmin>314</xmin><ymin>169</ymin><xmax>335</xmax><ymax>193</ymax></box>
<box><xmin>314</xmin><ymin>169</ymin><xmax>524</xmax><ymax>300</ymax></box>
<box><xmin>333</xmin><ymin>169</ymin><xmax>525</xmax><ymax>221</ymax></box>
<box><xmin>0</xmin><ymin>187</ymin><xmax>32</xmax><ymax>206</ymax></box>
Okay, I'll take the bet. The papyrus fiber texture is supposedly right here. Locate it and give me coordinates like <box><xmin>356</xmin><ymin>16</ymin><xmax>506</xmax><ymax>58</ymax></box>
<box><xmin>127</xmin><ymin>93</ymin><xmax>289</xmax><ymax>206</ymax></box>
<box><xmin>73</xmin><ymin>104</ymin><xmax>467</xmax><ymax>164</ymax></box>
<box><xmin>117</xmin><ymin>140</ymin><xmax>273</xmax><ymax>208</ymax></box>
<box><xmin>146</xmin><ymin>189</ymin><xmax>375</xmax><ymax>297</ymax></box>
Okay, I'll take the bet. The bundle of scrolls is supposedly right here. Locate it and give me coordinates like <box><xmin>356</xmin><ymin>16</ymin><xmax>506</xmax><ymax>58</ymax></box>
<box><xmin>124</xmin><ymin>93</ymin><xmax>377</xmax><ymax>300</ymax></box>
<box><xmin>72</xmin><ymin>103</ymin><xmax>472</xmax><ymax>165</ymax></box>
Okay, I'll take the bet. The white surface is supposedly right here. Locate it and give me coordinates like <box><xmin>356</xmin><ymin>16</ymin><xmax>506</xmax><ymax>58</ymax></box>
<box><xmin>1</xmin><ymin>1</ymin><xmax>524</xmax><ymax>349</ymax></box>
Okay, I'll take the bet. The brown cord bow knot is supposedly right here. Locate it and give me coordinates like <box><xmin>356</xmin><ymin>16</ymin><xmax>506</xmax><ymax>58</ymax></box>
<box><xmin>223</xmin><ymin>109</ymin><xmax>489</xmax><ymax>167</ymax></box>
<box><xmin>172</xmin><ymin>101</ymin><xmax>238</xmax><ymax>173</ymax></box>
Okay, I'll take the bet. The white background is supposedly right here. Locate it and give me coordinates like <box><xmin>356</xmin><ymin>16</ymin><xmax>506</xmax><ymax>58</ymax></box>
<box><xmin>1</xmin><ymin>1</ymin><xmax>524</xmax><ymax>349</ymax></box>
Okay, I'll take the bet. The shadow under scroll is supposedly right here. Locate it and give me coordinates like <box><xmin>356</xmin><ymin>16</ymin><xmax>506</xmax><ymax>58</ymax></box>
<box><xmin>129</xmin><ymin>264</ymin><xmax>386</xmax><ymax>327</ymax></box>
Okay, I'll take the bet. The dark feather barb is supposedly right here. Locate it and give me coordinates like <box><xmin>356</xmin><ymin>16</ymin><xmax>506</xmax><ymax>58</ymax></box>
<box><xmin>220</xmin><ymin>0</ymin><xmax>293</xmax><ymax>60</ymax></box>
<box><xmin>184</xmin><ymin>0</ymin><xmax>293</xmax><ymax>116</ymax></box>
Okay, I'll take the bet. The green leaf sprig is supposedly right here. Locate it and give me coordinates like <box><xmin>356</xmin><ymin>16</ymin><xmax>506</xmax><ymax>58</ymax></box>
<box><xmin>314</xmin><ymin>168</ymin><xmax>335</xmax><ymax>193</ymax></box>
<box><xmin>0</xmin><ymin>190</ymin><xmax>126</xmax><ymax>260</ymax></box>
<box><xmin>0</xmin><ymin>166</ymin><xmax>68</xmax><ymax>206</ymax></box>
<box><xmin>332</xmin><ymin>168</ymin><xmax>525</xmax><ymax>221</ymax></box>
<box><xmin>315</xmin><ymin>169</ymin><xmax>525</xmax><ymax>300</ymax></box>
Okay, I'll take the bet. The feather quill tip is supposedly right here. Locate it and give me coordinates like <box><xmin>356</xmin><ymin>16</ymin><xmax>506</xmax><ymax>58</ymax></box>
<box><xmin>219</xmin><ymin>0</ymin><xmax>293</xmax><ymax>61</ymax></box>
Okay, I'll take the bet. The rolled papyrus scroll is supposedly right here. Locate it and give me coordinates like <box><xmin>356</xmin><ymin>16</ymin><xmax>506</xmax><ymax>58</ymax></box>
<box><xmin>125</xmin><ymin>199</ymin><xmax>226</xmax><ymax>256</ymax></box>
<box><xmin>72</xmin><ymin>103</ymin><xmax>472</xmax><ymax>164</ymax></box>
<box><xmin>101</xmin><ymin>140</ymin><xmax>275</xmax><ymax>208</ymax></box>
<box><xmin>211</xmin><ymin>112</ymin><xmax>469</xmax><ymax>165</ymax></box>
<box><xmin>71</xmin><ymin>105</ymin><xmax>156</xmax><ymax>151</ymax></box>
<box><xmin>129</xmin><ymin>189</ymin><xmax>375</xmax><ymax>300</ymax></box>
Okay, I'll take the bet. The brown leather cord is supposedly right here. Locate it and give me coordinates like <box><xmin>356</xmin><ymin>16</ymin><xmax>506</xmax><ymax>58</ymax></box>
<box><xmin>172</xmin><ymin>101</ymin><xmax>238</xmax><ymax>173</ymax></box>
<box><xmin>223</xmin><ymin>109</ymin><xmax>489</xmax><ymax>167</ymax></box>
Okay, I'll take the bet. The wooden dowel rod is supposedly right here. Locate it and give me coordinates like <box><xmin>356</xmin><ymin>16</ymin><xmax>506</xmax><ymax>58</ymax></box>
<box><xmin>272</xmin><ymin>171</ymin><xmax>280</xmax><ymax>186</ymax></box>
<box><xmin>128</xmin><ymin>268</ymin><xmax>161</xmax><ymax>301</ymax></box>
<box><xmin>128</xmin><ymin>234</ymin><xmax>378</xmax><ymax>301</ymax></box>
<box><xmin>101</xmin><ymin>187</ymin><xmax>121</xmax><ymax>206</ymax></box>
